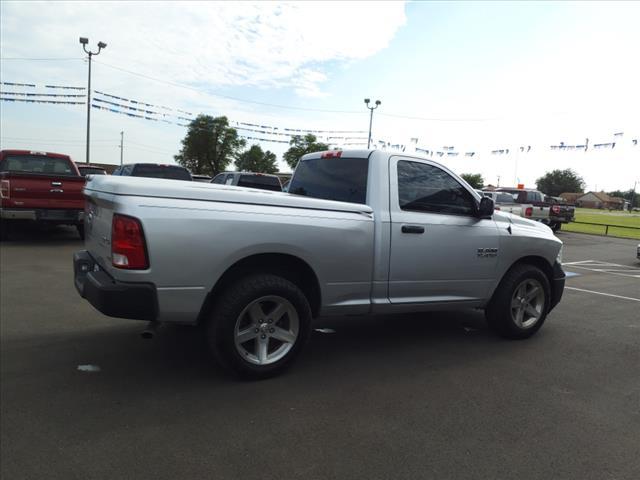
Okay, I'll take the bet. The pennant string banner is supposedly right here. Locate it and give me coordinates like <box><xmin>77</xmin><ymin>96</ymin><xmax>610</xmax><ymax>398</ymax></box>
<box><xmin>1</xmin><ymin>97</ymin><xmax>85</xmax><ymax>105</ymax></box>
<box><xmin>2</xmin><ymin>81</ymin><xmax>36</xmax><ymax>87</ymax></box>
<box><xmin>45</xmin><ymin>85</ymin><xmax>86</xmax><ymax>90</ymax></box>
<box><xmin>0</xmin><ymin>91</ymin><xmax>86</xmax><ymax>98</ymax></box>
<box><xmin>94</xmin><ymin>90</ymin><xmax>194</xmax><ymax>116</ymax></box>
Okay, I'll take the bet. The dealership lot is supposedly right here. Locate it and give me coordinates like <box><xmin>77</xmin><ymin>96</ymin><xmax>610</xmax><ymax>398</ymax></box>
<box><xmin>1</xmin><ymin>228</ymin><xmax>638</xmax><ymax>480</ymax></box>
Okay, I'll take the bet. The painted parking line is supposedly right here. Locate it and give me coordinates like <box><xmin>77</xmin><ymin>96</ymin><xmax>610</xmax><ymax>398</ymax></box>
<box><xmin>565</xmin><ymin>286</ymin><xmax>640</xmax><ymax>303</ymax></box>
<box><xmin>562</xmin><ymin>260</ymin><xmax>640</xmax><ymax>279</ymax></box>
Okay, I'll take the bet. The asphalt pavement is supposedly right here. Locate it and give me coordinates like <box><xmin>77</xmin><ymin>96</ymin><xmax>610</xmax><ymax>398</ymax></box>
<box><xmin>1</xmin><ymin>226</ymin><xmax>639</xmax><ymax>480</ymax></box>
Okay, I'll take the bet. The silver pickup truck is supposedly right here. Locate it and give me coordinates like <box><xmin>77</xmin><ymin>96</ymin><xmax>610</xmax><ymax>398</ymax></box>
<box><xmin>74</xmin><ymin>150</ymin><xmax>565</xmax><ymax>378</ymax></box>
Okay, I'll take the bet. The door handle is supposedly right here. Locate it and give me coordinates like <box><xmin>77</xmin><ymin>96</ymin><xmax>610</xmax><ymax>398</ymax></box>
<box><xmin>401</xmin><ymin>225</ymin><xmax>424</xmax><ymax>234</ymax></box>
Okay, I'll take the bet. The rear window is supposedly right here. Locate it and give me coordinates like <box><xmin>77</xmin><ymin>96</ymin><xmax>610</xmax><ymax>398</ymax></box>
<box><xmin>237</xmin><ymin>174</ymin><xmax>282</xmax><ymax>191</ymax></box>
<box><xmin>289</xmin><ymin>157</ymin><xmax>369</xmax><ymax>204</ymax></box>
<box><xmin>131</xmin><ymin>164</ymin><xmax>192</xmax><ymax>181</ymax></box>
<box><xmin>0</xmin><ymin>155</ymin><xmax>77</xmax><ymax>176</ymax></box>
<box><xmin>496</xmin><ymin>193</ymin><xmax>515</xmax><ymax>203</ymax></box>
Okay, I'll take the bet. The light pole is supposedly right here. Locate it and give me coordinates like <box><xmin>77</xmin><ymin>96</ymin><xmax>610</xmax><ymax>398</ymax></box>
<box><xmin>79</xmin><ymin>37</ymin><xmax>107</xmax><ymax>164</ymax></box>
<box><xmin>119</xmin><ymin>131</ymin><xmax>124</xmax><ymax>166</ymax></box>
<box><xmin>364</xmin><ymin>98</ymin><xmax>381</xmax><ymax>149</ymax></box>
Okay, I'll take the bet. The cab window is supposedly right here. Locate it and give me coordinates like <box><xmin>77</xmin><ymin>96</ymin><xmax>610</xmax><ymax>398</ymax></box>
<box><xmin>397</xmin><ymin>160</ymin><xmax>475</xmax><ymax>216</ymax></box>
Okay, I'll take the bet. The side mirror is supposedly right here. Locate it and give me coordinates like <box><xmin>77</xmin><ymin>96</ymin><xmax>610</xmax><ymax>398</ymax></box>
<box><xmin>478</xmin><ymin>196</ymin><xmax>494</xmax><ymax>218</ymax></box>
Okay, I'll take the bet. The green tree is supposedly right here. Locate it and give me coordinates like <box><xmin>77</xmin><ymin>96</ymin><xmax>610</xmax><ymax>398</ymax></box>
<box><xmin>535</xmin><ymin>169</ymin><xmax>585</xmax><ymax>196</ymax></box>
<box><xmin>235</xmin><ymin>144</ymin><xmax>278</xmax><ymax>174</ymax></box>
<box><xmin>460</xmin><ymin>173</ymin><xmax>484</xmax><ymax>189</ymax></box>
<box><xmin>174</xmin><ymin>115</ymin><xmax>245</xmax><ymax>176</ymax></box>
<box><xmin>607</xmin><ymin>189</ymin><xmax>638</xmax><ymax>208</ymax></box>
<box><xmin>283</xmin><ymin>134</ymin><xmax>329</xmax><ymax>170</ymax></box>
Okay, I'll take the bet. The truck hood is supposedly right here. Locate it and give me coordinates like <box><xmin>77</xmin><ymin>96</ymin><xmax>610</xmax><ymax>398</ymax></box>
<box><xmin>493</xmin><ymin>210</ymin><xmax>556</xmax><ymax>237</ymax></box>
<box><xmin>84</xmin><ymin>175</ymin><xmax>374</xmax><ymax>215</ymax></box>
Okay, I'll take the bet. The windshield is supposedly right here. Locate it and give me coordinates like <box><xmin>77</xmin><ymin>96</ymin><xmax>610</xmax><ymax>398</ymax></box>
<box><xmin>132</xmin><ymin>164</ymin><xmax>192</xmax><ymax>181</ymax></box>
<box><xmin>289</xmin><ymin>157</ymin><xmax>369</xmax><ymax>204</ymax></box>
<box><xmin>0</xmin><ymin>155</ymin><xmax>77</xmax><ymax>176</ymax></box>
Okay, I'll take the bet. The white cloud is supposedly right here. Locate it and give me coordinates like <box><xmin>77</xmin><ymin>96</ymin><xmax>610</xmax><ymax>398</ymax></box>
<box><xmin>1</xmin><ymin>1</ymin><xmax>406</xmax><ymax>96</ymax></box>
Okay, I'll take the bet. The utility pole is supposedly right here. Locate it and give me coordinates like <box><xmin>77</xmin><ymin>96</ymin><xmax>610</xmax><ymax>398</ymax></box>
<box><xmin>119</xmin><ymin>131</ymin><xmax>124</xmax><ymax>166</ymax></box>
<box><xmin>79</xmin><ymin>37</ymin><xmax>107</xmax><ymax>164</ymax></box>
<box><xmin>364</xmin><ymin>98</ymin><xmax>381</xmax><ymax>149</ymax></box>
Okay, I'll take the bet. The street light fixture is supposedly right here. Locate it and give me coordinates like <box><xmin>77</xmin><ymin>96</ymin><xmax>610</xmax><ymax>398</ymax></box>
<box><xmin>79</xmin><ymin>36</ymin><xmax>107</xmax><ymax>164</ymax></box>
<box><xmin>364</xmin><ymin>98</ymin><xmax>381</xmax><ymax>149</ymax></box>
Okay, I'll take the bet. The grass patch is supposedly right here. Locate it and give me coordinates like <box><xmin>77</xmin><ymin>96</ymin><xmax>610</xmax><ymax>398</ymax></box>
<box><xmin>564</xmin><ymin>208</ymin><xmax>640</xmax><ymax>240</ymax></box>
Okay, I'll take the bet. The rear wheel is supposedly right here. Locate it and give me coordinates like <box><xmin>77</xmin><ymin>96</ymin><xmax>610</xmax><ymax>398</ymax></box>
<box><xmin>206</xmin><ymin>274</ymin><xmax>312</xmax><ymax>379</ymax></box>
<box><xmin>551</xmin><ymin>222</ymin><xmax>561</xmax><ymax>232</ymax></box>
<box><xmin>485</xmin><ymin>264</ymin><xmax>551</xmax><ymax>339</ymax></box>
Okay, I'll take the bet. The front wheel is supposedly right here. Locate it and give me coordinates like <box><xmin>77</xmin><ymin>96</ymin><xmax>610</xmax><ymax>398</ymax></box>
<box><xmin>551</xmin><ymin>222</ymin><xmax>561</xmax><ymax>232</ymax></box>
<box><xmin>206</xmin><ymin>274</ymin><xmax>312</xmax><ymax>379</ymax></box>
<box><xmin>485</xmin><ymin>264</ymin><xmax>551</xmax><ymax>339</ymax></box>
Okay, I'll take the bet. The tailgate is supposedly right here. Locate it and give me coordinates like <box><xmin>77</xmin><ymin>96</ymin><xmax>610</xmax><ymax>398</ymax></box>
<box><xmin>84</xmin><ymin>190</ymin><xmax>117</xmax><ymax>272</ymax></box>
<box><xmin>1</xmin><ymin>173</ymin><xmax>85</xmax><ymax>210</ymax></box>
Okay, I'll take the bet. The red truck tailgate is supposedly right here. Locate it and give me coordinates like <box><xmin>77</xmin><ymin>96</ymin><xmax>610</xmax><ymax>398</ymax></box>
<box><xmin>1</xmin><ymin>172</ymin><xmax>85</xmax><ymax>210</ymax></box>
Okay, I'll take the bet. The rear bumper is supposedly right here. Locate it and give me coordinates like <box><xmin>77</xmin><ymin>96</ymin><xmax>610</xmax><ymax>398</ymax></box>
<box><xmin>1</xmin><ymin>208</ymin><xmax>83</xmax><ymax>223</ymax></box>
<box><xmin>549</xmin><ymin>261</ymin><xmax>565</xmax><ymax>312</ymax></box>
<box><xmin>73</xmin><ymin>250</ymin><xmax>158</xmax><ymax>321</ymax></box>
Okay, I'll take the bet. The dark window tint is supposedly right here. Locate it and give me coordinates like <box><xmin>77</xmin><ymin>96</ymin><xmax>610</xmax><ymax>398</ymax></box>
<box><xmin>289</xmin><ymin>158</ymin><xmax>369</xmax><ymax>204</ymax></box>
<box><xmin>398</xmin><ymin>161</ymin><xmax>475</xmax><ymax>215</ymax></box>
<box><xmin>1</xmin><ymin>155</ymin><xmax>77</xmax><ymax>176</ymax></box>
<box><xmin>112</xmin><ymin>167</ymin><xmax>122</xmax><ymax>175</ymax></box>
<box><xmin>211</xmin><ymin>174</ymin><xmax>225</xmax><ymax>184</ymax></box>
<box><xmin>237</xmin><ymin>174</ymin><xmax>282</xmax><ymax>191</ymax></box>
<box><xmin>131</xmin><ymin>164</ymin><xmax>192</xmax><ymax>181</ymax></box>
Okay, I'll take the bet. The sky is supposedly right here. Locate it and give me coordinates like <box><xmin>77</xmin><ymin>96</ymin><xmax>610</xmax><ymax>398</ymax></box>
<box><xmin>1</xmin><ymin>0</ymin><xmax>639</xmax><ymax>192</ymax></box>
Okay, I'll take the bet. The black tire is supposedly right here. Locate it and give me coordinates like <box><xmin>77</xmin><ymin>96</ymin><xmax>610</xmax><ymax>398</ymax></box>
<box><xmin>551</xmin><ymin>222</ymin><xmax>561</xmax><ymax>232</ymax></box>
<box><xmin>77</xmin><ymin>224</ymin><xmax>85</xmax><ymax>240</ymax></box>
<box><xmin>206</xmin><ymin>274</ymin><xmax>312</xmax><ymax>379</ymax></box>
<box><xmin>485</xmin><ymin>264</ymin><xmax>551</xmax><ymax>339</ymax></box>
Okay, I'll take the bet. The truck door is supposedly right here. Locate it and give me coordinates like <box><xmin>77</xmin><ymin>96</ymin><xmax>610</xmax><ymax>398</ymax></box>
<box><xmin>388</xmin><ymin>157</ymin><xmax>500</xmax><ymax>304</ymax></box>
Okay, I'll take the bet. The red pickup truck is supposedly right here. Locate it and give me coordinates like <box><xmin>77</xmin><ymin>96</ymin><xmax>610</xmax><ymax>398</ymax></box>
<box><xmin>0</xmin><ymin>150</ymin><xmax>86</xmax><ymax>239</ymax></box>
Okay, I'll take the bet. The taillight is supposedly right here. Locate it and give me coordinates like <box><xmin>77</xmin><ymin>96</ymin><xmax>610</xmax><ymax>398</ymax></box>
<box><xmin>495</xmin><ymin>206</ymin><xmax>501</xmax><ymax>210</ymax></box>
<box><xmin>0</xmin><ymin>180</ymin><xmax>9</xmax><ymax>199</ymax></box>
<box><xmin>525</xmin><ymin>207</ymin><xmax>533</xmax><ymax>217</ymax></box>
<box><xmin>551</xmin><ymin>205</ymin><xmax>560</xmax><ymax>214</ymax></box>
<box><xmin>111</xmin><ymin>214</ymin><xmax>149</xmax><ymax>269</ymax></box>
<box><xmin>321</xmin><ymin>151</ymin><xmax>342</xmax><ymax>158</ymax></box>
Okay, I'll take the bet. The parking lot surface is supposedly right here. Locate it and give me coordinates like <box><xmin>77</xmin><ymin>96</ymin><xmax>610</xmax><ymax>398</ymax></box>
<box><xmin>1</xmin><ymin>227</ymin><xmax>639</xmax><ymax>479</ymax></box>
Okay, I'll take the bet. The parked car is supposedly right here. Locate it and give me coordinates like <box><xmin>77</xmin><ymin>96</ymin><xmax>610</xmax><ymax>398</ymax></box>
<box><xmin>636</xmin><ymin>244</ymin><xmax>640</xmax><ymax>261</ymax></box>
<box><xmin>192</xmin><ymin>174</ymin><xmax>212</xmax><ymax>183</ymax></box>
<box><xmin>74</xmin><ymin>150</ymin><xmax>565</xmax><ymax>379</ymax></box>
<box><xmin>544</xmin><ymin>196</ymin><xmax>575</xmax><ymax>231</ymax></box>
<box><xmin>485</xmin><ymin>192</ymin><xmax>525</xmax><ymax>217</ymax></box>
<box><xmin>495</xmin><ymin>188</ymin><xmax>547</xmax><ymax>223</ymax></box>
<box><xmin>211</xmin><ymin>172</ymin><xmax>282</xmax><ymax>191</ymax></box>
<box><xmin>77</xmin><ymin>164</ymin><xmax>107</xmax><ymax>176</ymax></box>
<box><xmin>112</xmin><ymin>163</ymin><xmax>192</xmax><ymax>181</ymax></box>
<box><xmin>1</xmin><ymin>149</ymin><xmax>86</xmax><ymax>239</ymax></box>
